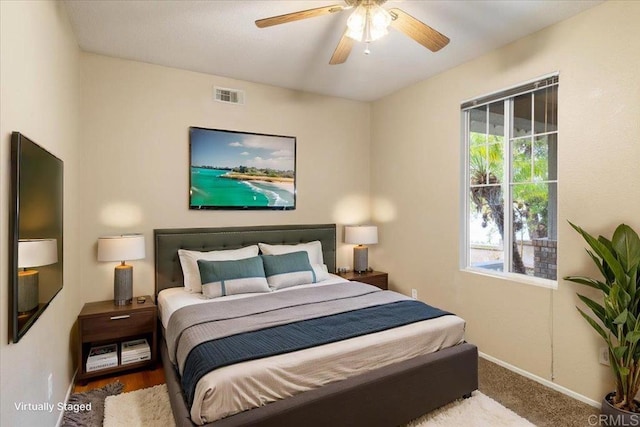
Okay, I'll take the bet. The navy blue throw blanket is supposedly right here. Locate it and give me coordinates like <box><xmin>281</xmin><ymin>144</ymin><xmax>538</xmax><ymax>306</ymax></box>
<box><xmin>182</xmin><ymin>300</ymin><xmax>451</xmax><ymax>406</ymax></box>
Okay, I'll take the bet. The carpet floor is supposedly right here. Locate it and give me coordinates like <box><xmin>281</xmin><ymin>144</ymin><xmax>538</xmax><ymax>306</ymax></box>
<box><xmin>479</xmin><ymin>358</ymin><xmax>600</xmax><ymax>426</ymax></box>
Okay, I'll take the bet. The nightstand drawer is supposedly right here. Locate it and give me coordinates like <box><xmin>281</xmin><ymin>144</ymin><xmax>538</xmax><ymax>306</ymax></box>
<box><xmin>339</xmin><ymin>271</ymin><xmax>389</xmax><ymax>290</ymax></box>
<box><xmin>81</xmin><ymin>309</ymin><xmax>154</xmax><ymax>342</ymax></box>
<box><xmin>360</xmin><ymin>275</ymin><xmax>388</xmax><ymax>289</ymax></box>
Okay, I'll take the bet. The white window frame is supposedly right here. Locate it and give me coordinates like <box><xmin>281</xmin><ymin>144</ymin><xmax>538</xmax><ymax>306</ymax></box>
<box><xmin>459</xmin><ymin>73</ymin><xmax>559</xmax><ymax>289</ymax></box>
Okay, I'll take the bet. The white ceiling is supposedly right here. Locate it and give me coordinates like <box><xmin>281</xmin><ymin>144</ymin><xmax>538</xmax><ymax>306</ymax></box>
<box><xmin>63</xmin><ymin>0</ymin><xmax>602</xmax><ymax>102</ymax></box>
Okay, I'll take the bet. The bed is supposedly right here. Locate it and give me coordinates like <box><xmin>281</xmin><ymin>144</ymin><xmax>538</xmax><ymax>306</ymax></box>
<box><xmin>155</xmin><ymin>224</ymin><xmax>478</xmax><ymax>427</ymax></box>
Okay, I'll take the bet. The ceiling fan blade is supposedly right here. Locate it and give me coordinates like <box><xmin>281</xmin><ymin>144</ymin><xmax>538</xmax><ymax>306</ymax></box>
<box><xmin>329</xmin><ymin>31</ymin><xmax>355</xmax><ymax>65</ymax></box>
<box><xmin>255</xmin><ymin>4</ymin><xmax>347</xmax><ymax>28</ymax></box>
<box><xmin>388</xmin><ymin>8</ymin><xmax>449</xmax><ymax>52</ymax></box>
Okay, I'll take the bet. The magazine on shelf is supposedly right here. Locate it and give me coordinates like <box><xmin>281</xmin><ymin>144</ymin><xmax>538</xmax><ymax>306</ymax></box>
<box><xmin>88</xmin><ymin>343</ymin><xmax>117</xmax><ymax>360</ymax></box>
<box><xmin>122</xmin><ymin>338</ymin><xmax>149</xmax><ymax>354</ymax></box>
<box><xmin>121</xmin><ymin>338</ymin><xmax>150</xmax><ymax>365</ymax></box>
<box><xmin>86</xmin><ymin>343</ymin><xmax>118</xmax><ymax>372</ymax></box>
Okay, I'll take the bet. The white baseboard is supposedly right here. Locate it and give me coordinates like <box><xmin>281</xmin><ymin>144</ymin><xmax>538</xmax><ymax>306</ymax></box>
<box><xmin>479</xmin><ymin>352</ymin><xmax>600</xmax><ymax>409</ymax></box>
<box><xmin>56</xmin><ymin>368</ymin><xmax>78</xmax><ymax>427</ymax></box>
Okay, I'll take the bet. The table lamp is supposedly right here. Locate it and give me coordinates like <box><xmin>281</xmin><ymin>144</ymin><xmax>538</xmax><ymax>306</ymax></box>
<box><xmin>98</xmin><ymin>234</ymin><xmax>145</xmax><ymax>306</ymax></box>
<box><xmin>344</xmin><ymin>225</ymin><xmax>378</xmax><ymax>273</ymax></box>
<box><xmin>18</xmin><ymin>239</ymin><xmax>58</xmax><ymax>313</ymax></box>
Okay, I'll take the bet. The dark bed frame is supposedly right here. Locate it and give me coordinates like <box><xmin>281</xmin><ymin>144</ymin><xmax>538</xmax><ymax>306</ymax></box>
<box><xmin>154</xmin><ymin>224</ymin><xmax>478</xmax><ymax>427</ymax></box>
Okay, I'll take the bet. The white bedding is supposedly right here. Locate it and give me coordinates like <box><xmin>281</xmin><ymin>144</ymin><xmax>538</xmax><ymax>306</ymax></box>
<box><xmin>158</xmin><ymin>274</ymin><xmax>350</xmax><ymax>329</ymax></box>
<box><xmin>158</xmin><ymin>276</ymin><xmax>466</xmax><ymax>425</ymax></box>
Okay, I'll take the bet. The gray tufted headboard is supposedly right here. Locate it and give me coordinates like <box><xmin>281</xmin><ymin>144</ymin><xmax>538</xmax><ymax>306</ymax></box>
<box><xmin>154</xmin><ymin>224</ymin><xmax>336</xmax><ymax>296</ymax></box>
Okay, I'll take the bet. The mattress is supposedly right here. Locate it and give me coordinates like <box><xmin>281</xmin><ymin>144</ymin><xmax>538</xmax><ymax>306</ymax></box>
<box><xmin>159</xmin><ymin>278</ymin><xmax>466</xmax><ymax>425</ymax></box>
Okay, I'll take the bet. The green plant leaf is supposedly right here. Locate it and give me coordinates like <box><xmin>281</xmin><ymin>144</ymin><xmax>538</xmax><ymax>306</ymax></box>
<box><xmin>577</xmin><ymin>294</ymin><xmax>606</xmax><ymax>322</ymax></box>
<box><xmin>586</xmin><ymin>250</ymin><xmax>613</xmax><ymax>284</ymax></box>
<box><xmin>568</xmin><ymin>222</ymin><xmax>626</xmax><ymax>281</ymax></box>
<box><xmin>565</xmin><ymin>276</ymin><xmax>609</xmax><ymax>293</ymax></box>
<box><xmin>614</xmin><ymin>309</ymin><xmax>629</xmax><ymax>325</ymax></box>
<box><xmin>613</xmin><ymin>224</ymin><xmax>640</xmax><ymax>273</ymax></box>
<box><xmin>626</xmin><ymin>311</ymin><xmax>637</xmax><ymax>331</ymax></box>
<box><xmin>626</xmin><ymin>331</ymin><xmax>640</xmax><ymax>344</ymax></box>
<box><xmin>577</xmin><ymin>307</ymin><xmax>609</xmax><ymax>341</ymax></box>
<box><xmin>613</xmin><ymin>346</ymin><xmax>629</xmax><ymax>360</ymax></box>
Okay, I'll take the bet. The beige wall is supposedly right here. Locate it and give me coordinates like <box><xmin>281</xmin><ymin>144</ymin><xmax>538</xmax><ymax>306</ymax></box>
<box><xmin>370</xmin><ymin>0</ymin><xmax>640</xmax><ymax>403</ymax></box>
<box><xmin>0</xmin><ymin>1</ymin><xmax>81</xmax><ymax>426</ymax></box>
<box><xmin>79</xmin><ymin>54</ymin><xmax>371</xmax><ymax>303</ymax></box>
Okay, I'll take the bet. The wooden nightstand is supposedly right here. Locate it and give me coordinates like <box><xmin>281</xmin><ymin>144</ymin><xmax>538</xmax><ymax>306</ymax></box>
<box><xmin>339</xmin><ymin>270</ymin><xmax>388</xmax><ymax>290</ymax></box>
<box><xmin>76</xmin><ymin>296</ymin><xmax>157</xmax><ymax>382</ymax></box>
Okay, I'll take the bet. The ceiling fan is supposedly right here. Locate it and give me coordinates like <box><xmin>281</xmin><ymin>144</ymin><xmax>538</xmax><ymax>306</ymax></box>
<box><xmin>255</xmin><ymin>0</ymin><xmax>449</xmax><ymax>65</ymax></box>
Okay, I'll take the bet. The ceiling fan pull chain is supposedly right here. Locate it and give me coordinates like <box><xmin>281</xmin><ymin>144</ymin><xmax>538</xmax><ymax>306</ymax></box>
<box><xmin>364</xmin><ymin>42</ymin><xmax>371</xmax><ymax>55</ymax></box>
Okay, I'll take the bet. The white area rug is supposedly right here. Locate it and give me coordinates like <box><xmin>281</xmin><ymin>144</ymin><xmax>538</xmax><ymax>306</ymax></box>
<box><xmin>104</xmin><ymin>385</ymin><xmax>534</xmax><ymax>427</ymax></box>
<box><xmin>408</xmin><ymin>391</ymin><xmax>535</xmax><ymax>427</ymax></box>
<box><xmin>104</xmin><ymin>384</ymin><xmax>175</xmax><ymax>427</ymax></box>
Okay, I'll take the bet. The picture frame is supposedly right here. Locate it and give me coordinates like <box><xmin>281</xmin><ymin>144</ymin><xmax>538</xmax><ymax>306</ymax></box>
<box><xmin>189</xmin><ymin>127</ymin><xmax>296</xmax><ymax>210</ymax></box>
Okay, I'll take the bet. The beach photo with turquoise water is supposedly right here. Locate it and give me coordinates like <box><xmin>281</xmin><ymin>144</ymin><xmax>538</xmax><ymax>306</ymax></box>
<box><xmin>189</xmin><ymin>127</ymin><xmax>296</xmax><ymax>209</ymax></box>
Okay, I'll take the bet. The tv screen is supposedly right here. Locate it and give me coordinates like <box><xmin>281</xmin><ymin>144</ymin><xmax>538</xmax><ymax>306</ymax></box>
<box><xmin>189</xmin><ymin>127</ymin><xmax>296</xmax><ymax>210</ymax></box>
<box><xmin>10</xmin><ymin>132</ymin><xmax>64</xmax><ymax>342</ymax></box>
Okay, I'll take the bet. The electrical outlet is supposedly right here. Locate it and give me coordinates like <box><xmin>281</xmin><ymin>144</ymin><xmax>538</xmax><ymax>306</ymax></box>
<box><xmin>599</xmin><ymin>347</ymin><xmax>610</xmax><ymax>366</ymax></box>
<box><xmin>411</xmin><ymin>289</ymin><xmax>418</xmax><ymax>299</ymax></box>
<box><xmin>47</xmin><ymin>373</ymin><xmax>53</xmax><ymax>400</ymax></box>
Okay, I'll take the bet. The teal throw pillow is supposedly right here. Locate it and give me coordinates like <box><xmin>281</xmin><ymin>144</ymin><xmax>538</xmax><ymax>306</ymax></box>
<box><xmin>261</xmin><ymin>251</ymin><xmax>317</xmax><ymax>290</ymax></box>
<box><xmin>198</xmin><ymin>256</ymin><xmax>270</xmax><ymax>298</ymax></box>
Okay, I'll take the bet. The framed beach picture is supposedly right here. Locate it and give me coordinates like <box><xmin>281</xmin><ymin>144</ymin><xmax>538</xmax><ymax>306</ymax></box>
<box><xmin>189</xmin><ymin>127</ymin><xmax>296</xmax><ymax>210</ymax></box>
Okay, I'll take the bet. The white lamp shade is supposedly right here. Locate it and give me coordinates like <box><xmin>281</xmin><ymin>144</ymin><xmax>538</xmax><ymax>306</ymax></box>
<box><xmin>97</xmin><ymin>234</ymin><xmax>145</xmax><ymax>262</ymax></box>
<box><xmin>18</xmin><ymin>239</ymin><xmax>58</xmax><ymax>268</ymax></box>
<box><xmin>344</xmin><ymin>226</ymin><xmax>378</xmax><ymax>245</ymax></box>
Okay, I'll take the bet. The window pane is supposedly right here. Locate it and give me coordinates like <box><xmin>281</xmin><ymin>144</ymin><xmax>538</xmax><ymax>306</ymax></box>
<box><xmin>533</xmin><ymin>134</ymin><xmax>558</xmax><ymax>181</ymax></box>
<box><xmin>469</xmin><ymin>144</ymin><xmax>488</xmax><ymax>185</ymax></box>
<box><xmin>534</xmin><ymin>86</ymin><xmax>558</xmax><ymax>134</ymax></box>
<box><xmin>469</xmin><ymin>106</ymin><xmax>487</xmax><ymax>145</ymax></box>
<box><xmin>469</xmin><ymin>189</ymin><xmax>504</xmax><ymax>271</ymax></box>
<box><xmin>512</xmin><ymin>93</ymin><xmax>532</xmax><ymax>137</ymax></box>
<box><xmin>512</xmin><ymin>138</ymin><xmax>532</xmax><ymax>183</ymax></box>
<box><xmin>470</xmin><ymin>132</ymin><xmax>488</xmax><ymax>146</ymax></box>
<box><xmin>488</xmin><ymin>102</ymin><xmax>505</xmax><ymax>144</ymax></box>
<box><xmin>510</xmin><ymin>182</ymin><xmax>557</xmax><ymax>279</ymax></box>
<box><xmin>488</xmin><ymin>143</ymin><xmax>504</xmax><ymax>182</ymax></box>
<box><xmin>470</xmin><ymin>144</ymin><xmax>504</xmax><ymax>186</ymax></box>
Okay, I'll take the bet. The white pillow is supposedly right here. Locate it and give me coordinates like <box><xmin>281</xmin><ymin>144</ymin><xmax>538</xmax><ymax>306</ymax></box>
<box><xmin>178</xmin><ymin>245</ymin><xmax>259</xmax><ymax>293</ymax></box>
<box><xmin>258</xmin><ymin>241</ymin><xmax>324</xmax><ymax>265</ymax></box>
<box><xmin>312</xmin><ymin>263</ymin><xmax>330</xmax><ymax>282</ymax></box>
<box><xmin>258</xmin><ymin>241</ymin><xmax>329</xmax><ymax>282</ymax></box>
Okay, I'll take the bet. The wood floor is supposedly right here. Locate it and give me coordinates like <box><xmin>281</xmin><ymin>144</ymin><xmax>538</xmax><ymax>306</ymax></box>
<box><xmin>73</xmin><ymin>363</ymin><xmax>165</xmax><ymax>393</ymax></box>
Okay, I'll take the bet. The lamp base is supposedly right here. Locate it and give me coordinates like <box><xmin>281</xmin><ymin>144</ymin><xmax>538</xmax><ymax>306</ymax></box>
<box><xmin>18</xmin><ymin>270</ymin><xmax>39</xmax><ymax>313</ymax></box>
<box><xmin>114</xmin><ymin>264</ymin><xmax>133</xmax><ymax>306</ymax></box>
<box><xmin>353</xmin><ymin>245</ymin><xmax>369</xmax><ymax>273</ymax></box>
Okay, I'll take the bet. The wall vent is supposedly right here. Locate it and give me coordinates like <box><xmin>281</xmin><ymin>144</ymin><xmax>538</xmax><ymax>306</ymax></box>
<box><xmin>214</xmin><ymin>87</ymin><xmax>245</xmax><ymax>105</ymax></box>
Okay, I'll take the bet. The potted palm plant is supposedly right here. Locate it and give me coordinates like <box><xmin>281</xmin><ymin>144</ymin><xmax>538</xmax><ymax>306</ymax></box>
<box><xmin>564</xmin><ymin>222</ymin><xmax>640</xmax><ymax>422</ymax></box>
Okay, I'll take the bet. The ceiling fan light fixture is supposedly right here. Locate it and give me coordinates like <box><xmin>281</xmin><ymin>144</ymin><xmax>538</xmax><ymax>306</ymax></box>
<box><xmin>346</xmin><ymin>3</ymin><xmax>391</xmax><ymax>42</ymax></box>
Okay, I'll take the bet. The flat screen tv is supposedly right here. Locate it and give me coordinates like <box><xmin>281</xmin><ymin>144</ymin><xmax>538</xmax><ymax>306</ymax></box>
<box><xmin>9</xmin><ymin>132</ymin><xmax>64</xmax><ymax>342</ymax></box>
<box><xmin>189</xmin><ymin>127</ymin><xmax>296</xmax><ymax>210</ymax></box>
